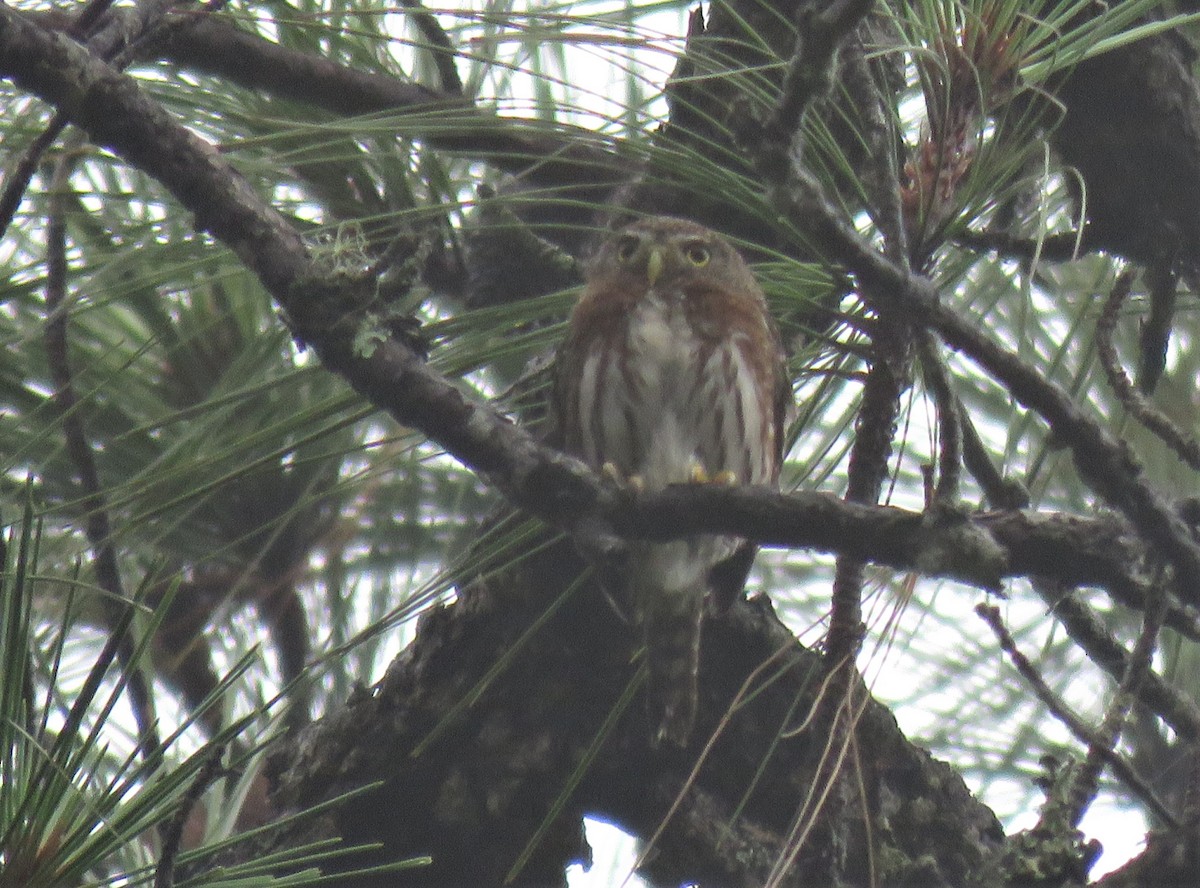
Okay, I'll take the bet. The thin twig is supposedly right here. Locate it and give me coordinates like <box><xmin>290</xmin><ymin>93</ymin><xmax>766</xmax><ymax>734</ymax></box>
<box><xmin>154</xmin><ymin>745</ymin><xmax>226</xmax><ymax>888</ymax></box>
<box><xmin>975</xmin><ymin>603</ymin><xmax>1177</xmax><ymax>828</ymax></box>
<box><xmin>824</xmin><ymin>303</ymin><xmax>910</xmax><ymax>888</ymax></box>
<box><xmin>959</xmin><ymin>396</ymin><xmax>1029</xmax><ymax>510</ymax></box>
<box><xmin>70</xmin><ymin>0</ymin><xmax>117</xmax><ymax>36</ymax></box>
<box><xmin>1043</xmin><ymin>587</ymin><xmax>1200</xmax><ymax>744</ymax></box>
<box><xmin>917</xmin><ymin>331</ymin><xmax>961</xmax><ymax>504</ymax></box>
<box><xmin>1097</xmin><ymin>268</ymin><xmax>1200</xmax><ymax>471</ymax></box>
<box><xmin>399</xmin><ymin>0</ymin><xmax>463</xmax><ymax>96</ymax></box>
<box><xmin>1184</xmin><ymin>740</ymin><xmax>1200</xmax><ymax>826</ymax></box>
<box><xmin>1063</xmin><ymin>574</ymin><xmax>1169</xmax><ymax>829</ymax></box>
<box><xmin>1137</xmin><ymin>259</ymin><xmax>1177</xmax><ymax>394</ymax></box>
<box><xmin>826</xmin><ymin>312</ymin><xmax>909</xmax><ymax>668</ymax></box>
<box><xmin>44</xmin><ymin>154</ymin><xmax>161</xmax><ymax>759</ymax></box>
<box><xmin>952</xmin><ymin>227</ymin><xmax>1087</xmax><ymax>263</ymax></box>
<box><xmin>0</xmin><ymin>114</ymin><xmax>69</xmax><ymax>241</ymax></box>
<box><xmin>839</xmin><ymin>28</ymin><xmax>907</xmax><ymax>265</ymax></box>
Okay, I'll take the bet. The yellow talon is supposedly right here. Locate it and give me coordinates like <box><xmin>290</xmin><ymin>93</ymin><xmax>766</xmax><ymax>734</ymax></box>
<box><xmin>601</xmin><ymin>462</ymin><xmax>645</xmax><ymax>494</ymax></box>
<box><xmin>689</xmin><ymin>464</ymin><xmax>738</xmax><ymax>485</ymax></box>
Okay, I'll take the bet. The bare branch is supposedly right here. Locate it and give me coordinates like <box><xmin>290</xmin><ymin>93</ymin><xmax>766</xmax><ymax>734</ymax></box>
<box><xmin>975</xmin><ymin>603</ymin><xmax>1176</xmax><ymax>829</ymax></box>
<box><xmin>398</xmin><ymin>0</ymin><xmax>463</xmax><ymax>96</ymax></box>
<box><xmin>43</xmin><ymin>152</ymin><xmax>161</xmax><ymax>759</ymax></box>
<box><xmin>917</xmin><ymin>332</ymin><xmax>962</xmax><ymax>505</ymax></box>
<box><xmin>1045</xmin><ymin>587</ymin><xmax>1200</xmax><ymax>743</ymax></box>
<box><xmin>1097</xmin><ymin>269</ymin><xmax>1200</xmax><ymax>471</ymax></box>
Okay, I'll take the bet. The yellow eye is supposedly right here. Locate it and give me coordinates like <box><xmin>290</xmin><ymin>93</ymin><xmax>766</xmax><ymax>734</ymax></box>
<box><xmin>685</xmin><ymin>242</ymin><xmax>710</xmax><ymax>266</ymax></box>
<box><xmin>616</xmin><ymin>235</ymin><xmax>640</xmax><ymax>262</ymax></box>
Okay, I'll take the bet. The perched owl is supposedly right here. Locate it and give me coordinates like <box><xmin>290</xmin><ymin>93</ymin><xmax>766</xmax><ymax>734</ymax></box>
<box><xmin>552</xmin><ymin>216</ymin><xmax>791</xmax><ymax>746</ymax></box>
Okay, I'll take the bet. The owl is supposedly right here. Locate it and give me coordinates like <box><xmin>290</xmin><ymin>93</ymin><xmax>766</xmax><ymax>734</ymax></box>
<box><xmin>552</xmin><ymin>216</ymin><xmax>791</xmax><ymax>746</ymax></box>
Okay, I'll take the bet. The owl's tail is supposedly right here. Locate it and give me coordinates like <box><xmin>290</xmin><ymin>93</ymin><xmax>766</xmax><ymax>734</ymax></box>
<box><xmin>640</xmin><ymin>582</ymin><xmax>704</xmax><ymax>748</ymax></box>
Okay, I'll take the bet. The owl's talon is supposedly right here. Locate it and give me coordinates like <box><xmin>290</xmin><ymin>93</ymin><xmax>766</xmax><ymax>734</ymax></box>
<box><xmin>689</xmin><ymin>464</ymin><xmax>738</xmax><ymax>486</ymax></box>
<box><xmin>600</xmin><ymin>462</ymin><xmax>645</xmax><ymax>494</ymax></box>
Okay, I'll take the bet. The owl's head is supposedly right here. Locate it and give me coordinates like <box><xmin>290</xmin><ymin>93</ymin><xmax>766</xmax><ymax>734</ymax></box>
<box><xmin>589</xmin><ymin>216</ymin><xmax>758</xmax><ymax>295</ymax></box>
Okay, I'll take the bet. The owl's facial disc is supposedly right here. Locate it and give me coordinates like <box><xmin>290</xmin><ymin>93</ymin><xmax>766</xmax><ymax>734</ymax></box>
<box><xmin>613</xmin><ymin>226</ymin><xmax>717</xmax><ymax>288</ymax></box>
<box><xmin>615</xmin><ymin>232</ymin><xmax>665</xmax><ymax>286</ymax></box>
<box><xmin>615</xmin><ymin>233</ymin><xmax>641</xmax><ymax>263</ymax></box>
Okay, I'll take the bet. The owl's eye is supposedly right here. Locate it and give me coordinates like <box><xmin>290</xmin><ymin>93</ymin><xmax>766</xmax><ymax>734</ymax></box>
<box><xmin>684</xmin><ymin>242</ymin><xmax>711</xmax><ymax>266</ymax></box>
<box><xmin>616</xmin><ymin>235</ymin><xmax>641</xmax><ymax>262</ymax></box>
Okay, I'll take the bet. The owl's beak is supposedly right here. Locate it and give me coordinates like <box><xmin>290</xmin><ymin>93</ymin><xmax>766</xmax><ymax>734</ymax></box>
<box><xmin>645</xmin><ymin>245</ymin><xmax>665</xmax><ymax>286</ymax></box>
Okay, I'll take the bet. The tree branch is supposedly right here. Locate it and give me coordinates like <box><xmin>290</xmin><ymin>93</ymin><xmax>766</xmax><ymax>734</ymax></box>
<box><xmin>44</xmin><ymin>152</ymin><xmax>162</xmax><ymax>759</ymax></box>
<box><xmin>241</xmin><ymin>553</ymin><xmax>1005</xmax><ymax>887</ymax></box>
<box><xmin>975</xmin><ymin>603</ymin><xmax>1176</xmax><ymax>828</ymax></box>
<box><xmin>754</xmin><ymin>151</ymin><xmax>1200</xmax><ymax>606</ymax></box>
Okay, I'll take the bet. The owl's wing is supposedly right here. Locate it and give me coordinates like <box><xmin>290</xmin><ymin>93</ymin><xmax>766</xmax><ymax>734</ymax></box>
<box><xmin>543</xmin><ymin>355</ymin><xmax>567</xmax><ymax>451</ymax></box>
<box><xmin>544</xmin><ymin>322</ymin><xmax>583</xmax><ymax>452</ymax></box>
<box><xmin>773</xmin><ymin>328</ymin><xmax>796</xmax><ymax>473</ymax></box>
<box><xmin>709</xmin><ymin>329</ymin><xmax>794</xmax><ymax>613</ymax></box>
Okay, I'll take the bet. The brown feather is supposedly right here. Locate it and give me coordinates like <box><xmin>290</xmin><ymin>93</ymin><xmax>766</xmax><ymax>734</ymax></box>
<box><xmin>551</xmin><ymin>217</ymin><xmax>791</xmax><ymax>745</ymax></box>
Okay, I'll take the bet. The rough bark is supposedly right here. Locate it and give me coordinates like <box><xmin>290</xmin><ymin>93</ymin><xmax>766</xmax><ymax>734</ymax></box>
<box><xmin>238</xmin><ymin>538</ymin><xmax>1005</xmax><ymax>887</ymax></box>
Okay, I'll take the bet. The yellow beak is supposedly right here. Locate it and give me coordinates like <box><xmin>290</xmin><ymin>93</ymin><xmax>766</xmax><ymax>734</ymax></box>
<box><xmin>645</xmin><ymin>246</ymin><xmax>664</xmax><ymax>287</ymax></box>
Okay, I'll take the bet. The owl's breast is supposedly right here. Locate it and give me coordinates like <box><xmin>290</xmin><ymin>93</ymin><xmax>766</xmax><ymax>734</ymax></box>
<box><xmin>613</xmin><ymin>293</ymin><xmax>722</xmax><ymax>488</ymax></box>
<box><xmin>569</xmin><ymin>286</ymin><xmax>771</xmax><ymax>490</ymax></box>
<box><xmin>625</xmin><ymin>291</ymin><xmax>698</xmax><ymax>395</ymax></box>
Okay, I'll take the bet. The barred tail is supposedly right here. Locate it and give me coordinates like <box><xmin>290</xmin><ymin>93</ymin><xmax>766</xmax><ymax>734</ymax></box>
<box><xmin>641</xmin><ymin>585</ymin><xmax>704</xmax><ymax>748</ymax></box>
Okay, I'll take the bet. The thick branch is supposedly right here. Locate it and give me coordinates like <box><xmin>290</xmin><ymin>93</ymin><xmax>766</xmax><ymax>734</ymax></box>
<box><xmin>241</xmin><ymin>546</ymin><xmax>1004</xmax><ymax>887</ymax></box>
